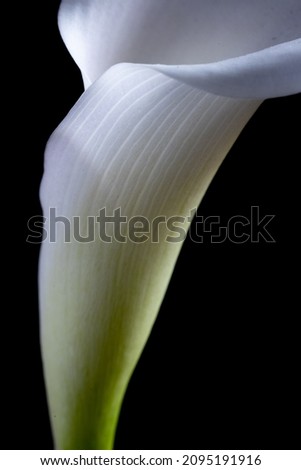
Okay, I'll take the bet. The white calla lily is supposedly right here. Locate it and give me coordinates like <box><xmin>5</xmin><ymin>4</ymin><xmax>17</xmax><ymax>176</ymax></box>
<box><xmin>39</xmin><ymin>0</ymin><xmax>301</xmax><ymax>449</ymax></box>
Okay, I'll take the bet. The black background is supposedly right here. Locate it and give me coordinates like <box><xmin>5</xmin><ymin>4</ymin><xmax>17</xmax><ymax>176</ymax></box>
<box><xmin>6</xmin><ymin>1</ymin><xmax>299</xmax><ymax>450</ymax></box>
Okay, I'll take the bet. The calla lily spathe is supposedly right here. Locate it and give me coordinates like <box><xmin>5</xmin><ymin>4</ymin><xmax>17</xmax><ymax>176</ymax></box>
<box><xmin>39</xmin><ymin>0</ymin><xmax>301</xmax><ymax>449</ymax></box>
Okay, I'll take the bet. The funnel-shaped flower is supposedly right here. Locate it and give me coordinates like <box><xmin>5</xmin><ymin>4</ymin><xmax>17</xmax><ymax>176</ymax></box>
<box><xmin>39</xmin><ymin>0</ymin><xmax>301</xmax><ymax>449</ymax></box>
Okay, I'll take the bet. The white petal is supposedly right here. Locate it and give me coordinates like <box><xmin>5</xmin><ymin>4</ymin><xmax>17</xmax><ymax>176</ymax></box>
<box><xmin>42</xmin><ymin>0</ymin><xmax>301</xmax><ymax>450</ymax></box>
<box><xmin>153</xmin><ymin>40</ymin><xmax>301</xmax><ymax>99</ymax></box>
<box><xmin>59</xmin><ymin>0</ymin><xmax>301</xmax><ymax>85</ymax></box>
<box><xmin>39</xmin><ymin>63</ymin><xmax>260</xmax><ymax>449</ymax></box>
